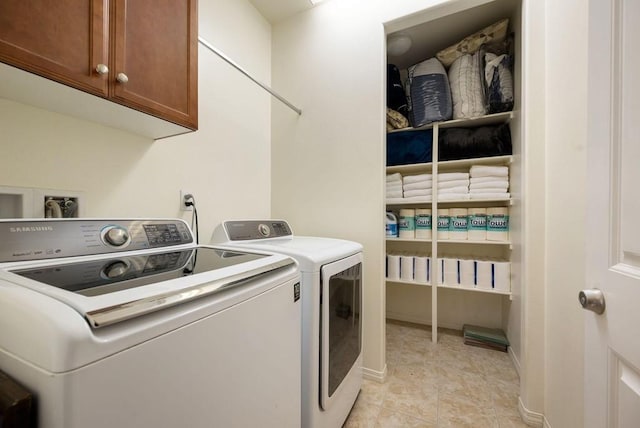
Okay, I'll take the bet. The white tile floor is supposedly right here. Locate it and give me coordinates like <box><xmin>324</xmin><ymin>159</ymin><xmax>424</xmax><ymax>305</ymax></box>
<box><xmin>344</xmin><ymin>320</ymin><xmax>528</xmax><ymax>428</ymax></box>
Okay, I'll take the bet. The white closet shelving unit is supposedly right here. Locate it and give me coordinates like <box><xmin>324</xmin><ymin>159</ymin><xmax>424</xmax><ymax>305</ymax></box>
<box><xmin>385</xmin><ymin>0</ymin><xmax>522</xmax><ymax>343</ymax></box>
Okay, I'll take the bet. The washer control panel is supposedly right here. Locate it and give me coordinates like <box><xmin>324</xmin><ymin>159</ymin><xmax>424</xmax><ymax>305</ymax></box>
<box><xmin>224</xmin><ymin>220</ymin><xmax>292</xmax><ymax>241</ymax></box>
<box><xmin>0</xmin><ymin>219</ymin><xmax>193</xmax><ymax>262</ymax></box>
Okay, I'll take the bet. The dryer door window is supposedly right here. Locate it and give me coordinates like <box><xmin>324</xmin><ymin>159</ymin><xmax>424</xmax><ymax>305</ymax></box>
<box><xmin>320</xmin><ymin>252</ymin><xmax>362</xmax><ymax>410</ymax></box>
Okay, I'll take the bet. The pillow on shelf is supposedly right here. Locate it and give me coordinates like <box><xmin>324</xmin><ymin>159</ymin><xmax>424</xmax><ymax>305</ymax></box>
<box><xmin>436</xmin><ymin>18</ymin><xmax>509</xmax><ymax>68</ymax></box>
<box><xmin>448</xmin><ymin>51</ymin><xmax>486</xmax><ymax>119</ymax></box>
<box><xmin>407</xmin><ymin>57</ymin><xmax>452</xmax><ymax>127</ymax></box>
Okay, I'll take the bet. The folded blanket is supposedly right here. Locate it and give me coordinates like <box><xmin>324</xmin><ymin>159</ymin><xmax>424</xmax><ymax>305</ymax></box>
<box><xmin>438</xmin><ymin>186</ymin><xmax>469</xmax><ymax>194</ymax></box>
<box><xmin>470</xmin><ymin>187</ymin><xmax>509</xmax><ymax>194</ymax></box>
<box><xmin>439</xmin><ymin>194</ymin><xmax>471</xmax><ymax>201</ymax></box>
<box><xmin>403</xmin><ymin>173</ymin><xmax>432</xmax><ymax>184</ymax></box>
<box><xmin>470</xmin><ymin>176</ymin><xmax>509</xmax><ymax>184</ymax></box>
<box><xmin>469</xmin><ymin>181</ymin><xmax>509</xmax><ymax>190</ymax></box>
<box><xmin>386</xmin><ymin>173</ymin><xmax>403</xmax><ymax>182</ymax></box>
<box><xmin>387</xmin><ymin>190</ymin><xmax>403</xmax><ymax>198</ymax></box>
<box><xmin>438</xmin><ymin>172</ymin><xmax>470</xmax><ymax>182</ymax></box>
<box><xmin>469</xmin><ymin>192</ymin><xmax>511</xmax><ymax>200</ymax></box>
<box><xmin>403</xmin><ymin>180</ymin><xmax>433</xmax><ymax>191</ymax></box>
<box><xmin>470</xmin><ymin>165</ymin><xmax>509</xmax><ymax>177</ymax></box>
<box><xmin>386</xmin><ymin>185</ymin><xmax>403</xmax><ymax>194</ymax></box>
<box><xmin>438</xmin><ymin>179</ymin><xmax>469</xmax><ymax>190</ymax></box>
<box><xmin>403</xmin><ymin>188</ymin><xmax>433</xmax><ymax>198</ymax></box>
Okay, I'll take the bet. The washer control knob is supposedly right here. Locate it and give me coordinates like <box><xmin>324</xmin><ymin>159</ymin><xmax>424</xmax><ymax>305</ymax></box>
<box><xmin>102</xmin><ymin>261</ymin><xmax>129</xmax><ymax>279</ymax></box>
<box><xmin>103</xmin><ymin>226</ymin><xmax>130</xmax><ymax>247</ymax></box>
<box><xmin>258</xmin><ymin>224</ymin><xmax>271</xmax><ymax>237</ymax></box>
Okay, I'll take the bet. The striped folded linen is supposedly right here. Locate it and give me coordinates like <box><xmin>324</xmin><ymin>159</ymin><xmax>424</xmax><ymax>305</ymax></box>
<box><xmin>387</xmin><ymin>190</ymin><xmax>403</xmax><ymax>198</ymax></box>
<box><xmin>403</xmin><ymin>173</ymin><xmax>433</xmax><ymax>184</ymax></box>
<box><xmin>469</xmin><ymin>165</ymin><xmax>509</xmax><ymax>178</ymax></box>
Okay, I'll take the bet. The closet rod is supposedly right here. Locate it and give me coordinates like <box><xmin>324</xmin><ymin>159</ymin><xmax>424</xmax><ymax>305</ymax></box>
<box><xmin>198</xmin><ymin>36</ymin><xmax>302</xmax><ymax>115</ymax></box>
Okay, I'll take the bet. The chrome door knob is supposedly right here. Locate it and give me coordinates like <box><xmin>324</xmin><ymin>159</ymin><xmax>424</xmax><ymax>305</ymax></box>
<box><xmin>116</xmin><ymin>72</ymin><xmax>129</xmax><ymax>84</ymax></box>
<box><xmin>579</xmin><ymin>289</ymin><xmax>606</xmax><ymax>315</ymax></box>
<box><xmin>95</xmin><ymin>64</ymin><xmax>109</xmax><ymax>75</ymax></box>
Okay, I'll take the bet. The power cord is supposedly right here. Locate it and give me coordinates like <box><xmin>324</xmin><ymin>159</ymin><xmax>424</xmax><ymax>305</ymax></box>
<box><xmin>183</xmin><ymin>194</ymin><xmax>199</xmax><ymax>244</ymax></box>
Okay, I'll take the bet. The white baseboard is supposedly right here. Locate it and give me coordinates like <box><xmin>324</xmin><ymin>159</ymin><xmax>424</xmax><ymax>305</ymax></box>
<box><xmin>508</xmin><ymin>345</ymin><xmax>521</xmax><ymax>377</ymax></box>
<box><xmin>518</xmin><ymin>397</ymin><xmax>545</xmax><ymax>427</ymax></box>
<box><xmin>362</xmin><ymin>364</ymin><xmax>387</xmax><ymax>383</ymax></box>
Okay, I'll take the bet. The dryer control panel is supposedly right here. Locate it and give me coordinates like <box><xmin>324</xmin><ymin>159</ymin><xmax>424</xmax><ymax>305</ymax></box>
<box><xmin>223</xmin><ymin>220</ymin><xmax>292</xmax><ymax>241</ymax></box>
<box><xmin>0</xmin><ymin>219</ymin><xmax>193</xmax><ymax>262</ymax></box>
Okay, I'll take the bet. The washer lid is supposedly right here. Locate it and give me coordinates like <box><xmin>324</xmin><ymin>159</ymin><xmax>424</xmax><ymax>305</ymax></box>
<box><xmin>6</xmin><ymin>246</ymin><xmax>294</xmax><ymax>328</ymax></box>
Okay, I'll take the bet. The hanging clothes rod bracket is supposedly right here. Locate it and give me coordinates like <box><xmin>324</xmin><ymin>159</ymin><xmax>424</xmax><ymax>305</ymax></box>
<box><xmin>198</xmin><ymin>36</ymin><xmax>302</xmax><ymax>115</ymax></box>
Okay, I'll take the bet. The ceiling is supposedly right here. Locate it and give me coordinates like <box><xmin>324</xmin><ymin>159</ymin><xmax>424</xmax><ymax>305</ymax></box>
<box><xmin>249</xmin><ymin>0</ymin><xmax>314</xmax><ymax>24</ymax></box>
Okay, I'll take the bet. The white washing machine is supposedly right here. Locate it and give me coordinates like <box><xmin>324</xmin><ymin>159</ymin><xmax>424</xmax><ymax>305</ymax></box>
<box><xmin>0</xmin><ymin>218</ymin><xmax>301</xmax><ymax>428</ymax></box>
<box><xmin>212</xmin><ymin>220</ymin><xmax>363</xmax><ymax>428</ymax></box>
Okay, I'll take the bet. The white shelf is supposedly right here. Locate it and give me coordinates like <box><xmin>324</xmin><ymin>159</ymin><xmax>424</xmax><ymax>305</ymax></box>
<box><xmin>385</xmin><ymin>279</ymin><xmax>512</xmax><ymax>298</ymax></box>
<box><xmin>386</xmin><ymin>111</ymin><xmax>513</xmax><ymax>134</ymax></box>
<box><xmin>386</xmin><ymin>238</ymin><xmax>510</xmax><ymax>246</ymax></box>
<box><xmin>438</xmin><ymin>283</ymin><xmax>512</xmax><ymax>298</ymax></box>
<box><xmin>438</xmin><ymin>155</ymin><xmax>513</xmax><ymax>169</ymax></box>
<box><xmin>386</xmin><ymin>198</ymin><xmax>512</xmax><ymax>206</ymax></box>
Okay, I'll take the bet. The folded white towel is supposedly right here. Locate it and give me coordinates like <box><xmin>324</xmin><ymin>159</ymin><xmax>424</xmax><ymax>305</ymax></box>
<box><xmin>438</xmin><ymin>179</ymin><xmax>469</xmax><ymax>189</ymax></box>
<box><xmin>403</xmin><ymin>188</ymin><xmax>432</xmax><ymax>198</ymax></box>
<box><xmin>403</xmin><ymin>180</ymin><xmax>433</xmax><ymax>191</ymax></box>
<box><xmin>470</xmin><ymin>165</ymin><xmax>509</xmax><ymax>178</ymax></box>
<box><xmin>469</xmin><ymin>181</ymin><xmax>509</xmax><ymax>190</ymax></box>
<box><xmin>386</xmin><ymin>183</ymin><xmax>403</xmax><ymax>192</ymax></box>
<box><xmin>438</xmin><ymin>186</ymin><xmax>469</xmax><ymax>194</ymax></box>
<box><xmin>469</xmin><ymin>192</ymin><xmax>511</xmax><ymax>199</ymax></box>
<box><xmin>387</xmin><ymin>190</ymin><xmax>403</xmax><ymax>198</ymax></box>
<box><xmin>470</xmin><ymin>176</ymin><xmax>509</xmax><ymax>184</ymax></box>
<box><xmin>470</xmin><ymin>187</ymin><xmax>509</xmax><ymax>194</ymax></box>
<box><xmin>403</xmin><ymin>173</ymin><xmax>432</xmax><ymax>184</ymax></box>
<box><xmin>439</xmin><ymin>194</ymin><xmax>471</xmax><ymax>201</ymax></box>
<box><xmin>386</xmin><ymin>173</ymin><xmax>403</xmax><ymax>182</ymax></box>
<box><xmin>438</xmin><ymin>172</ymin><xmax>470</xmax><ymax>182</ymax></box>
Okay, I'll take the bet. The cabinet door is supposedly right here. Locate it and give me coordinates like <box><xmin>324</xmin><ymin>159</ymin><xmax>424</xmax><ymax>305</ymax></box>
<box><xmin>0</xmin><ymin>0</ymin><xmax>109</xmax><ymax>96</ymax></box>
<box><xmin>112</xmin><ymin>0</ymin><xmax>198</xmax><ymax>130</ymax></box>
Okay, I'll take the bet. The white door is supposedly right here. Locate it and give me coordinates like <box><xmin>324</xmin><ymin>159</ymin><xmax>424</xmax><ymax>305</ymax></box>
<box><xmin>585</xmin><ymin>0</ymin><xmax>640</xmax><ymax>427</ymax></box>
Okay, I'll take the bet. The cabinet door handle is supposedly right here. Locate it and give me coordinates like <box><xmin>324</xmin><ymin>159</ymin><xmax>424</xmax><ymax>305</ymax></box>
<box><xmin>116</xmin><ymin>72</ymin><xmax>129</xmax><ymax>84</ymax></box>
<box><xmin>95</xmin><ymin>64</ymin><xmax>109</xmax><ymax>75</ymax></box>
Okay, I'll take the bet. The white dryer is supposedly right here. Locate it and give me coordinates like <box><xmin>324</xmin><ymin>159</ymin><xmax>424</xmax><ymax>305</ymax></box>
<box><xmin>212</xmin><ymin>220</ymin><xmax>363</xmax><ymax>428</ymax></box>
<box><xmin>0</xmin><ymin>218</ymin><xmax>301</xmax><ymax>428</ymax></box>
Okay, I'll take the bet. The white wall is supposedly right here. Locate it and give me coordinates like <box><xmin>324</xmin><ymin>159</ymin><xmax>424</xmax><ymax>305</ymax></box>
<box><xmin>0</xmin><ymin>0</ymin><xmax>273</xmax><ymax>240</ymax></box>
<box><xmin>543</xmin><ymin>0</ymin><xmax>587</xmax><ymax>426</ymax></box>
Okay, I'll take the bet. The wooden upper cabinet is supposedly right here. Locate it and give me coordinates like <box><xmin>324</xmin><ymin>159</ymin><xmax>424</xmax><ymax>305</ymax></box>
<box><xmin>0</xmin><ymin>0</ymin><xmax>197</xmax><ymax>131</ymax></box>
<box><xmin>111</xmin><ymin>0</ymin><xmax>198</xmax><ymax>129</ymax></box>
<box><xmin>0</xmin><ymin>0</ymin><xmax>110</xmax><ymax>96</ymax></box>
